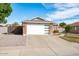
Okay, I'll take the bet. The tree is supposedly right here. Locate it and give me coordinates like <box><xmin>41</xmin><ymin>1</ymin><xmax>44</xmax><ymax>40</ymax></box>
<box><xmin>59</xmin><ymin>22</ymin><xmax>66</xmax><ymax>28</ymax></box>
<box><xmin>0</xmin><ymin>3</ymin><xmax>12</xmax><ymax>23</ymax></box>
<box><xmin>65</xmin><ymin>25</ymin><xmax>73</xmax><ymax>33</ymax></box>
<box><xmin>12</xmin><ymin>22</ymin><xmax>19</xmax><ymax>26</ymax></box>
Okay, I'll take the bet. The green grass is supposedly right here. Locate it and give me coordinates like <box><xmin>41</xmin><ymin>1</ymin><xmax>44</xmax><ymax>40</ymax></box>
<box><xmin>60</xmin><ymin>33</ymin><xmax>79</xmax><ymax>43</ymax></box>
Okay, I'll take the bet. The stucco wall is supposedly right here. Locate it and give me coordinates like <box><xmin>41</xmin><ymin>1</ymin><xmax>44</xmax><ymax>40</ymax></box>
<box><xmin>0</xmin><ymin>26</ymin><xmax>8</xmax><ymax>34</ymax></box>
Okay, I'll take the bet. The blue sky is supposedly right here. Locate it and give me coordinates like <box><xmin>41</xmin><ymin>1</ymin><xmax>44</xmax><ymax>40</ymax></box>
<box><xmin>7</xmin><ymin>3</ymin><xmax>79</xmax><ymax>24</ymax></box>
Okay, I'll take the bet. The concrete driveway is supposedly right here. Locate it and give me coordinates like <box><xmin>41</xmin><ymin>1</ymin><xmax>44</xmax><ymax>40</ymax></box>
<box><xmin>0</xmin><ymin>34</ymin><xmax>26</xmax><ymax>47</ymax></box>
<box><xmin>0</xmin><ymin>35</ymin><xmax>79</xmax><ymax>56</ymax></box>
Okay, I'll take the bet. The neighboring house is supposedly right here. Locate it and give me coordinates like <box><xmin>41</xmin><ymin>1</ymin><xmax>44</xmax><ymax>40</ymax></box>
<box><xmin>53</xmin><ymin>23</ymin><xmax>65</xmax><ymax>32</ymax></box>
<box><xmin>22</xmin><ymin>17</ymin><xmax>53</xmax><ymax>35</ymax></box>
<box><xmin>52</xmin><ymin>23</ymin><xmax>58</xmax><ymax>31</ymax></box>
<box><xmin>0</xmin><ymin>24</ymin><xmax>8</xmax><ymax>34</ymax></box>
<box><xmin>70</xmin><ymin>22</ymin><xmax>79</xmax><ymax>33</ymax></box>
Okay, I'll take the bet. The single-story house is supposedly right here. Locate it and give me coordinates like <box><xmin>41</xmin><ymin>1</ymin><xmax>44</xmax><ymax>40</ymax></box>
<box><xmin>70</xmin><ymin>22</ymin><xmax>79</xmax><ymax>33</ymax></box>
<box><xmin>22</xmin><ymin>17</ymin><xmax>53</xmax><ymax>35</ymax></box>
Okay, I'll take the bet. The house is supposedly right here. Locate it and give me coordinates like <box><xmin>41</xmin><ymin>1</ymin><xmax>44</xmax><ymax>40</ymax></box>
<box><xmin>0</xmin><ymin>24</ymin><xmax>8</xmax><ymax>34</ymax></box>
<box><xmin>22</xmin><ymin>17</ymin><xmax>53</xmax><ymax>35</ymax></box>
<box><xmin>52</xmin><ymin>23</ymin><xmax>65</xmax><ymax>32</ymax></box>
<box><xmin>52</xmin><ymin>23</ymin><xmax>58</xmax><ymax>31</ymax></box>
<box><xmin>70</xmin><ymin>22</ymin><xmax>79</xmax><ymax>33</ymax></box>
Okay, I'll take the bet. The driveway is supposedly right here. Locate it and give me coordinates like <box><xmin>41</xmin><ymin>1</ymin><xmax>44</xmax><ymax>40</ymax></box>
<box><xmin>0</xmin><ymin>35</ymin><xmax>79</xmax><ymax>56</ymax></box>
<box><xmin>0</xmin><ymin>34</ymin><xmax>26</xmax><ymax>47</ymax></box>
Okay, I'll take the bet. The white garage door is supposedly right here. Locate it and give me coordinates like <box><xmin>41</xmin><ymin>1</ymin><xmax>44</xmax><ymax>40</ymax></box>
<box><xmin>27</xmin><ymin>24</ymin><xmax>49</xmax><ymax>35</ymax></box>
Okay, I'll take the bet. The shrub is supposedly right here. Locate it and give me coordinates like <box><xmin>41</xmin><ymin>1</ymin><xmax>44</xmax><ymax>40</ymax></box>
<box><xmin>53</xmin><ymin>30</ymin><xmax>59</xmax><ymax>33</ymax></box>
<box><xmin>65</xmin><ymin>25</ymin><xmax>73</xmax><ymax>33</ymax></box>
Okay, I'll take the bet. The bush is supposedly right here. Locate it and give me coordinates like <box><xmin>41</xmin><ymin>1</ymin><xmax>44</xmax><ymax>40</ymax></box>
<box><xmin>65</xmin><ymin>25</ymin><xmax>73</xmax><ymax>33</ymax></box>
<box><xmin>53</xmin><ymin>30</ymin><xmax>59</xmax><ymax>33</ymax></box>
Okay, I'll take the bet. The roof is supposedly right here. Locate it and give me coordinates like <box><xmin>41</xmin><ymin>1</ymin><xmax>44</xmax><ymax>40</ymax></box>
<box><xmin>22</xmin><ymin>17</ymin><xmax>53</xmax><ymax>24</ymax></box>
<box><xmin>0</xmin><ymin>24</ymin><xmax>7</xmax><ymax>27</ymax></box>
<box><xmin>70</xmin><ymin>22</ymin><xmax>79</xmax><ymax>26</ymax></box>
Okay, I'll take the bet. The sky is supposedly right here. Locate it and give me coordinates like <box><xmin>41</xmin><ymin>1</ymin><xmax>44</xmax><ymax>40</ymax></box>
<box><xmin>7</xmin><ymin>3</ymin><xmax>79</xmax><ymax>24</ymax></box>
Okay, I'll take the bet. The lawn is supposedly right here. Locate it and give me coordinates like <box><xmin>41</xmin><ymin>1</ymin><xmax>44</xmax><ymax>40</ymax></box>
<box><xmin>60</xmin><ymin>33</ymin><xmax>79</xmax><ymax>43</ymax></box>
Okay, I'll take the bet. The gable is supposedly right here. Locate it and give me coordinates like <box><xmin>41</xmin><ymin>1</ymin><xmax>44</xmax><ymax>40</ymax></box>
<box><xmin>22</xmin><ymin>17</ymin><xmax>53</xmax><ymax>24</ymax></box>
<box><xmin>31</xmin><ymin>17</ymin><xmax>46</xmax><ymax>22</ymax></box>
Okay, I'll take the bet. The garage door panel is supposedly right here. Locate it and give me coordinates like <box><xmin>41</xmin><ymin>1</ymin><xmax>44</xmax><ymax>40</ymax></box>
<box><xmin>27</xmin><ymin>24</ymin><xmax>49</xmax><ymax>35</ymax></box>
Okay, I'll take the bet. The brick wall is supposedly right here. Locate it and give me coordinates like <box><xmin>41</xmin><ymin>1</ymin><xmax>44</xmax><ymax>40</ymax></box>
<box><xmin>22</xmin><ymin>22</ymin><xmax>26</xmax><ymax>36</ymax></box>
<box><xmin>49</xmin><ymin>24</ymin><xmax>53</xmax><ymax>34</ymax></box>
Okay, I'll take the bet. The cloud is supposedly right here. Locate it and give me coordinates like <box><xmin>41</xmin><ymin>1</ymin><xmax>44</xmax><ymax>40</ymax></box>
<box><xmin>43</xmin><ymin>3</ymin><xmax>79</xmax><ymax>23</ymax></box>
<box><xmin>45</xmin><ymin>17</ymin><xmax>52</xmax><ymax>21</ymax></box>
<box><xmin>54</xmin><ymin>3</ymin><xmax>79</xmax><ymax>10</ymax></box>
<box><xmin>43</xmin><ymin>3</ymin><xmax>79</xmax><ymax>10</ymax></box>
<box><xmin>47</xmin><ymin>7</ymin><xmax>79</xmax><ymax>20</ymax></box>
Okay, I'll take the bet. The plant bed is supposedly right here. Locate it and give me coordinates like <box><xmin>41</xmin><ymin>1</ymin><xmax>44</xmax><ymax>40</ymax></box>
<box><xmin>53</xmin><ymin>33</ymin><xmax>60</xmax><ymax>35</ymax></box>
<box><xmin>53</xmin><ymin>30</ymin><xmax>60</xmax><ymax>35</ymax></box>
<box><xmin>60</xmin><ymin>33</ymin><xmax>79</xmax><ymax>43</ymax></box>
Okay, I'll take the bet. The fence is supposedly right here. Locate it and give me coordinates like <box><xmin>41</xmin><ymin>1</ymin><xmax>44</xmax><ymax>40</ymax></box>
<box><xmin>8</xmin><ymin>25</ymin><xmax>22</xmax><ymax>35</ymax></box>
<box><xmin>0</xmin><ymin>26</ymin><xmax>8</xmax><ymax>34</ymax></box>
